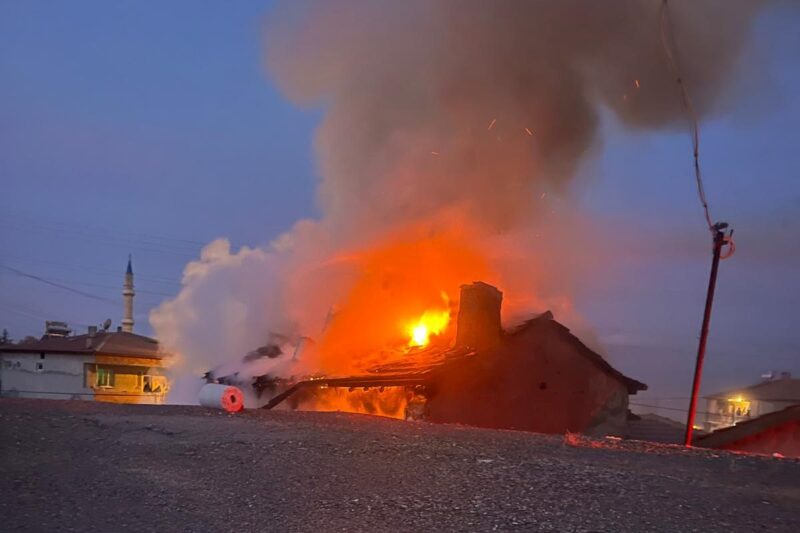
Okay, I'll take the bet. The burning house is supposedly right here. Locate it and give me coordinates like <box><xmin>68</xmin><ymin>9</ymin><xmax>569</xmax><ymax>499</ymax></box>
<box><xmin>258</xmin><ymin>282</ymin><xmax>646</xmax><ymax>437</ymax></box>
<box><xmin>151</xmin><ymin>2</ymin><xmax>765</xmax><ymax>442</ymax></box>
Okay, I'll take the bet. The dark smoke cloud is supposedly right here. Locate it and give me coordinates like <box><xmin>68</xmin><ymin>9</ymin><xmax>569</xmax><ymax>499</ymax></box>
<box><xmin>265</xmin><ymin>0</ymin><xmax>766</xmax><ymax>235</ymax></box>
<box><xmin>154</xmin><ymin>1</ymin><xmax>774</xmax><ymax>395</ymax></box>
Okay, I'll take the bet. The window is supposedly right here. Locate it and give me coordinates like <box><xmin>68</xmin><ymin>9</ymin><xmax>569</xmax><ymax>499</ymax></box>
<box><xmin>143</xmin><ymin>375</ymin><xmax>165</xmax><ymax>393</ymax></box>
<box><xmin>727</xmin><ymin>397</ymin><xmax>751</xmax><ymax>415</ymax></box>
<box><xmin>35</xmin><ymin>362</ymin><xmax>43</xmax><ymax>372</ymax></box>
<box><xmin>96</xmin><ymin>367</ymin><xmax>114</xmax><ymax>388</ymax></box>
<box><xmin>40</xmin><ymin>353</ymin><xmax>45</xmax><ymax>360</ymax></box>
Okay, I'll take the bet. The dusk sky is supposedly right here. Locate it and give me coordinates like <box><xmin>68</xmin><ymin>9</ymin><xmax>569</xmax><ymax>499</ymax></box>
<box><xmin>2</xmin><ymin>1</ymin><xmax>799</xmax><ymax>413</ymax></box>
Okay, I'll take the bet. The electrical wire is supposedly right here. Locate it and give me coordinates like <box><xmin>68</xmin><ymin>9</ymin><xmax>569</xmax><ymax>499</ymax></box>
<box><xmin>35</xmin><ymin>276</ymin><xmax>175</xmax><ymax>298</ymax></box>
<box><xmin>1</xmin><ymin>254</ymin><xmax>183</xmax><ymax>287</ymax></box>
<box><xmin>630</xmin><ymin>402</ymin><xmax>714</xmax><ymax>417</ymax></box>
<box><xmin>659</xmin><ymin>0</ymin><xmax>714</xmax><ymax>233</ymax></box>
<box><xmin>0</xmin><ymin>212</ymin><xmax>206</xmax><ymax>249</ymax></box>
<box><xmin>0</xmin><ymin>264</ymin><xmax>119</xmax><ymax>305</ymax></box>
<box><xmin>0</xmin><ymin>220</ymin><xmax>199</xmax><ymax>259</ymax></box>
<box><xmin>0</xmin><ymin>302</ymin><xmax>95</xmax><ymax>329</ymax></box>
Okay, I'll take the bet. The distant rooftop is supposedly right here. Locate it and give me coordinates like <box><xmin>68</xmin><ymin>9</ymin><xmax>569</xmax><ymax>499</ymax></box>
<box><xmin>705</xmin><ymin>377</ymin><xmax>800</xmax><ymax>403</ymax></box>
<box><xmin>0</xmin><ymin>330</ymin><xmax>167</xmax><ymax>359</ymax></box>
<box><xmin>625</xmin><ymin>413</ymin><xmax>696</xmax><ymax>444</ymax></box>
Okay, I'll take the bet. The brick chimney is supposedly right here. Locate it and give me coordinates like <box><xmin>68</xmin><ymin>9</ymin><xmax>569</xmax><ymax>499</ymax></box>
<box><xmin>455</xmin><ymin>282</ymin><xmax>503</xmax><ymax>350</ymax></box>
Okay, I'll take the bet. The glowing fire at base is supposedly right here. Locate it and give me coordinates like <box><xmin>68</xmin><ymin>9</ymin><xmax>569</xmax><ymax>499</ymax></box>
<box><xmin>406</xmin><ymin>308</ymin><xmax>450</xmax><ymax>347</ymax></box>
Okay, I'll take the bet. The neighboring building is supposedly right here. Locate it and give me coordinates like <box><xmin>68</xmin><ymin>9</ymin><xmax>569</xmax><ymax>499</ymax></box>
<box><xmin>696</xmin><ymin>405</ymin><xmax>800</xmax><ymax>458</ymax></box>
<box><xmin>264</xmin><ymin>281</ymin><xmax>647</xmax><ymax>437</ymax></box>
<box><xmin>0</xmin><ymin>329</ymin><xmax>169</xmax><ymax>404</ymax></box>
<box><xmin>0</xmin><ymin>256</ymin><xmax>170</xmax><ymax>404</ymax></box>
<box><xmin>703</xmin><ymin>373</ymin><xmax>800</xmax><ymax>432</ymax></box>
<box><xmin>625</xmin><ymin>413</ymin><xmax>695</xmax><ymax>444</ymax></box>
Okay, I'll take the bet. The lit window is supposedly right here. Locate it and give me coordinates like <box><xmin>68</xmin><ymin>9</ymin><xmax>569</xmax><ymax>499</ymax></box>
<box><xmin>96</xmin><ymin>368</ymin><xmax>114</xmax><ymax>388</ymax></box>
<box><xmin>727</xmin><ymin>397</ymin><xmax>750</xmax><ymax>417</ymax></box>
<box><xmin>143</xmin><ymin>375</ymin><xmax>164</xmax><ymax>393</ymax></box>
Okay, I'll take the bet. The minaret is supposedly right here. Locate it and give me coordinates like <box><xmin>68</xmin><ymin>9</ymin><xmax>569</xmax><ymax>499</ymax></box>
<box><xmin>122</xmin><ymin>255</ymin><xmax>135</xmax><ymax>333</ymax></box>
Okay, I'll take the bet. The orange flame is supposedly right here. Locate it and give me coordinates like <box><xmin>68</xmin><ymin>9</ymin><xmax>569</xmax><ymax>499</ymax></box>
<box><xmin>406</xmin><ymin>308</ymin><xmax>450</xmax><ymax>347</ymax></box>
<box><xmin>308</xmin><ymin>223</ymin><xmax>493</xmax><ymax>375</ymax></box>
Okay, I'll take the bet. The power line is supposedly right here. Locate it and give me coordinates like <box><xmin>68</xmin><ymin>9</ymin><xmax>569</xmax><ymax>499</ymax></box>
<box><xmin>0</xmin><ymin>220</ymin><xmax>199</xmax><ymax>259</ymax></box>
<box><xmin>39</xmin><ymin>276</ymin><xmax>175</xmax><ymax>298</ymax></box>
<box><xmin>0</xmin><ymin>302</ymin><xmax>94</xmax><ymax>329</ymax></box>
<box><xmin>659</xmin><ymin>0</ymin><xmax>714</xmax><ymax>233</ymax></box>
<box><xmin>630</xmin><ymin>402</ymin><xmax>713</xmax><ymax>417</ymax></box>
<box><xmin>0</xmin><ymin>264</ymin><xmax>118</xmax><ymax>305</ymax></box>
<box><xmin>0</xmin><ymin>212</ymin><xmax>207</xmax><ymax>248</ymax></box>
<box><xmin>1</xmin><ymin>254</ymin><xmax>183</xmax><ymax>287</ymax></box>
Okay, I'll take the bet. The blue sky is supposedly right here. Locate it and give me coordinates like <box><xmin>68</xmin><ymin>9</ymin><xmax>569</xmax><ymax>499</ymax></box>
<box><xmin>1</xmin><ymin>0</ymin><xmax>319</xmax><ymax>327</ymax></box>
<box><xmin>1</xmin><ymin>1</ymin><xmax>799</xmax><ymax>409</ymax></box>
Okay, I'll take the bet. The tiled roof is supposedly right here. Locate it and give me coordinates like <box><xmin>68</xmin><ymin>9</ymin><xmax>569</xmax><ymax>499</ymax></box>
<box><xmin>704</xmin><ymin>378</ymin><xmax>800</xmax><ymax>402</ymax></box>
<box><xmin>347</xmin><ymin>312</ymin><xmax>645</xmax><ymax>393</ymax></box>
<box><xmin>508</xmin><ymin>312</ymin><xmax>647</xmax><ymax>394</ymax></box>
<box><xmin>0</xmin><ymin>331</ymin><xmax>166</xmax><ymax>359</ymax></box>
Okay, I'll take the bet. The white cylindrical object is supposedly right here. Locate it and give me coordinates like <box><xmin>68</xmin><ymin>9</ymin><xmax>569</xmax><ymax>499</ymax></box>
<box><xmin>198</xmin><ymin>383</ymin><xmax>245</xmax><ymax>413</ymax></box>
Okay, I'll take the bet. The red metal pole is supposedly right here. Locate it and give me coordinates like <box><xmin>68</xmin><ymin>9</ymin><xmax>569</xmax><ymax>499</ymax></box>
<box><xmin>684</xmin><ymin>224</ymin><xmax>727</xmax><ymax>446</ymax></box>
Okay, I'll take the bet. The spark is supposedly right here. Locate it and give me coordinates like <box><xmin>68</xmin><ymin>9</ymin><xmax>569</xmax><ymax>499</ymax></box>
<box><xmin>634</xmin><ymin>79</ymin><xmax>641</xmax><ymax>89</ymax></box>
<box><xmin>487</xmin><ymin>118</ymin><xmax>497</xmax><ymax>130</ymax></box>
<box><xmin>524</xmin><ymin>127</ymin><xmax>533</xmax><ymax>136</ymax></box>
<box><xmin>431</xmin><ymin>151</ymin><xmax>440</xmax><ymax>156</ymax></box>
<box><xmin>540</xmin><ymin>192</ymin><xmax>546</xmax><ymax>199</ymax></box>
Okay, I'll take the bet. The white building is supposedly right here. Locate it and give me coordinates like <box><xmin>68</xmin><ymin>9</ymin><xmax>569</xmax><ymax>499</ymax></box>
<box><xmin>0</xmin><ymin>257</ymin><xmax>170</xmax><ymax>404</ymax></box>
<box><xmin>703</xmin><ymin>372</ymin><xmax>800</xmax><ymax>432</ymax></box>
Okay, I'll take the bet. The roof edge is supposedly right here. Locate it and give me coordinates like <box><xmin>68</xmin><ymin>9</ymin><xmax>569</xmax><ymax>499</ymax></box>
<box><xmin>506</xmin><ymin>311</ymin><xmax>648</xmax><ymax>394</ymax></box>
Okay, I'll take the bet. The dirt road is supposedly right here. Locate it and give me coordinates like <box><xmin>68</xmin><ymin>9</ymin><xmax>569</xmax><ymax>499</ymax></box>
<box><xmin>1</xmin><ymin>399</ymin><xmax>798</xmax><ymax>532</ymax></box>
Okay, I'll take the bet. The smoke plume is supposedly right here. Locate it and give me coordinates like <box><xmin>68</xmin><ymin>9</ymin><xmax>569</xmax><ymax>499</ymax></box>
<box><xmin>152</xmin><ymin>1</ymin><xmax>771</xmax><ymax>396</ymax></box>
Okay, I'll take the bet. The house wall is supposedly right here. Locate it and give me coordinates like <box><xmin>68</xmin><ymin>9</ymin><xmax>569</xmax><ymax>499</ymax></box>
<box><xmin>0</xmin><ymin>351</ymin><xmax>168</xmax><ymax>404</ymax></box>
<box><xmin>91</xmin><ymin>354</ymin><xmax>167</xmax><ymax>405</ymax></box>
<box><xmin>719</xmin><ymin>421</ymin><xmax>800</xmax><ymax>458</ymax></box>
<box><xmin>425</xmin><ymin>325</ymin><xmax>630</xmax><ymax>436</ymax></box>
<box><xmin>0</xmin><ymin>351</ymin><xmax>94</xmax><ymax>400</ymax></box>
<box><xmin>704</xmin><ymin>397</ymin><xmax>799</xmax><ymax>432</ymax></box>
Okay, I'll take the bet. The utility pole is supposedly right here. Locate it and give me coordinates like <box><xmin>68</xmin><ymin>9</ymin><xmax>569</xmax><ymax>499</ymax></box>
<box><xmin>684</xmin><ymin>222</ymin><xmax>734</xmax><ymax>446</ymax></box>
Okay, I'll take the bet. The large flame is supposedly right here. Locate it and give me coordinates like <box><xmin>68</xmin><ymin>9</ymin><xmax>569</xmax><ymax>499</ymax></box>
<box><xmin>304</xmin><ymin>221</ymin><xmax>496</xmax><ymax>375</ymax></box>
<box><xmin>407</xmin><ymin>308</ymin><xmax>450</xmax><ymax>347</ymax></box>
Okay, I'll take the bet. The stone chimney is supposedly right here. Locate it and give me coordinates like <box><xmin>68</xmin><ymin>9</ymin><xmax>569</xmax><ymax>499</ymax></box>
<box><xmin>455</xmin><ymin>281</ymin><xmax>503</xmax><ymax>350</ymax></box>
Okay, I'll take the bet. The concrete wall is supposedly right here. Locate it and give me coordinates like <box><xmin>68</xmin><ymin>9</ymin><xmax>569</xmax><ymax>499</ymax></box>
<box><xmin>0</xmin><ymin>351</ymin><xmax>168</xmax><ymax>404</ymax></box>
<box><xmin>0</xmin><ymin>351</ymin><xmax>93</xmax><ymax>401</ymax></box>
<box><xmin>426</xmin><ymin>324</ymin><xmax>630</xmax><ymax>436</ymax></box>
<box><xmin>91</xmin><ymin>361</ymin><xmax>167</xmax><ymax>405</ymax></box>
<box><xmin>85</xmin><ymin>354</ymin><xmax>167</xmax><ymax>404</ymax></box>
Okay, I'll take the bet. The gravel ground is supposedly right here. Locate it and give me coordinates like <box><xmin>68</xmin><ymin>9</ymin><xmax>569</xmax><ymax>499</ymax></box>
<box><xmin>1</xmin><ymin>399</ymin><xmax>799</xmax><ymax>532</ymax></box>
